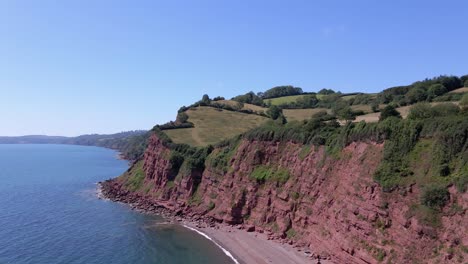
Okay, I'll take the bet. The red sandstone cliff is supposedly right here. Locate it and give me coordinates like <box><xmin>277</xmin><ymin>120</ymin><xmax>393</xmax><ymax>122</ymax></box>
<box><xmin>104</xmin><ymin>133</ymin><xmax>467</xmax><ymax>263</ymax></box>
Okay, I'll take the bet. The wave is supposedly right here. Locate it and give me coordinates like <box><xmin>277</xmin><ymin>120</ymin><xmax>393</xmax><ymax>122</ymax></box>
<box><xmin>182</xmin><ymin>224</ymin><xmax>240</xmax><ymax>264</ymax></box>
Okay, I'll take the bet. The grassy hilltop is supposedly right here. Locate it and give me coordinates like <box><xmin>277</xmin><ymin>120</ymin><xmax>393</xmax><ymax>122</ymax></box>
<box><xmin>156</xmin><ymin>75</ymin><xmax>468</xmax><ymax>147</ymax></box>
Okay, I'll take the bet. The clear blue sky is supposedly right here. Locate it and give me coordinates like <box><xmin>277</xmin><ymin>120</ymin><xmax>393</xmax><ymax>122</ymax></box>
<box><xmin>1</xmin><ymin>0</ymin><xmax>467</xmax><ymax>136</ymax></box>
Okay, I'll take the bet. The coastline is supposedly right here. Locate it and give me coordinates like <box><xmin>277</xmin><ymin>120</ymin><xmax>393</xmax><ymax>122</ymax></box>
<box><xmin>97</xmin><ymin>182</ymin><xmax>327</xmax><ymax>264</ymax></box>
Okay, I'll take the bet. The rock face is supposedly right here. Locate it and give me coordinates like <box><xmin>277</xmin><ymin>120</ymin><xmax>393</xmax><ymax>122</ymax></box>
<box><xmin>103</xmin><ymin>133</ymin><xmax>467</xmax><ymax>264</ymax></box>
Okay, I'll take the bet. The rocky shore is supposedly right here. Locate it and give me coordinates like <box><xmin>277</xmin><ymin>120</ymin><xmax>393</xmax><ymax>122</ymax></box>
<box><xmin>99</xmin><ymin>180</ymin><xmax>330</xmax><ymax>264</ymax></box>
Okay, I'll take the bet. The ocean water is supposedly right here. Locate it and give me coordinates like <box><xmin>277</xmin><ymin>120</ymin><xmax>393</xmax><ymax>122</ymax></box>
<box><xmin>0</xmin><ymin>144</ymin><xmax>233</xmax><ymax>264</ymax></box>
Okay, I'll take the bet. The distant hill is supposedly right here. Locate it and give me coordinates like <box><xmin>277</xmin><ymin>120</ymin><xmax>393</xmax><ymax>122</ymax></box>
<box><xmin>0</xmin><ymin>130</ymin><xmax>149</xmax><ymax>160</ymax></box>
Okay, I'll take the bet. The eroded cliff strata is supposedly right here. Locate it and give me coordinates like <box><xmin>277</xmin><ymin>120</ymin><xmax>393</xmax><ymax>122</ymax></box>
<box><xmin>102</xmin><ymin>133</ymin><xmax>467</xmax><ymax>263</ymax></box>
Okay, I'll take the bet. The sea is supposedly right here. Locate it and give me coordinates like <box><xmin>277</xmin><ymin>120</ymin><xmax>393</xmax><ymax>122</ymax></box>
<box><xmin>0</xmin><ymin>144</ymin><xmax>234</xmax><ymax>264</ymax></box>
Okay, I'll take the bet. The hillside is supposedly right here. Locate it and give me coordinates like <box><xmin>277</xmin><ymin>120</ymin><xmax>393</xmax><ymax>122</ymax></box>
<box><xmin>164</xmin><ymin>106</ymin><xmax>268</xmax><ymax>146</ymax></box>
<box><xmin>0</xmin><ymin>131</ymin><xmax>149</xmax><ymax>160</ymax></box>
<box><xmin>104</xmin><ymin>112</ymin><xmax>468</xmax><ymax>263</ymax></box>
<box><xmin>102</xmin><ymin>74</ymin><xmax>468</xmax><ymax>263</ymax></box>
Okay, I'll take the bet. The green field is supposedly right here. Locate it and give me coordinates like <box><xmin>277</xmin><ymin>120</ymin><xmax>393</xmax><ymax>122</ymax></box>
<box><xmin>164</xmin><ymin>107</ymin><xmax>269</xmax><ymax>146</ymax></box>
<box><xmin>263</xmin><ymin>94</ymin><xmax>308</xmax><ymax>105</ymax></box>
<box><xmin>283</xmin><ymin>108</ymin><xmax>330</xmax><ymax>122</ymax></box>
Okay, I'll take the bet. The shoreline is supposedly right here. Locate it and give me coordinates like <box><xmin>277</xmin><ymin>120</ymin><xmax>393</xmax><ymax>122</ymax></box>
<box><xmin>182</xmin><ymin>224</ymin><xmax>240</xmax><ymax>264</ymax></box>
<box><xmin>97</xmin><ymin>182</ymin><xmax>329</xmax><ymax>264</ymax></box>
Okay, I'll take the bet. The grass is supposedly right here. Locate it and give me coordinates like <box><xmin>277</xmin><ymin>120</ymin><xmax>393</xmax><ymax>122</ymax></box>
<box><xmin>123</xmin><ymin>160</ymin><xmax>146</xmax><ymax>191</ymax></box>
<box><xmin>351</xmin><ymin>104</ymin><xmax>373</xmax><ymax>113</ymax></box>
<box><xmin>341</xmin><ymin>94</ymin><xmax>358</xmax><ymax>101</ymax></box>
<box><xmin>250</xmin><ymin>165</ymin><xmax>290</xmax><ymax>184</ymax></box>
<box><xmin>164</xmin><ymin>106</ymin><xmax>268</xmax><ymax>146</ymax></box>
<box><xmin>298</xmin><ymin>145</ymin><xmax>311</xmax><ymax>160</ymax></box>
<box><xmin>264</xmin><ymin>94</ymin><xmax>308</xmax><ymax>105</ymax></box>
<box><xmin>283</xmin><ymin>108</ymin><xmax>330</xmax><ymax>122</ymax></box>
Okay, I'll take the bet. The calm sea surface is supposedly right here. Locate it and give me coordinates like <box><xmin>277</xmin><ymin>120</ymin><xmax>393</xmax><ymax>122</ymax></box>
<box><xmin>0</xmin><ymin>144</ymin><xmax>233</xmax><ymax>264</ymax></box>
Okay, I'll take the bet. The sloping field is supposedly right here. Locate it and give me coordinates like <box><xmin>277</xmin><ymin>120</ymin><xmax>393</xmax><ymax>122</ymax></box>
<box><xmin>351</xmin><ymin>104</ymin><xmax>372</xmax><ymax>113</ymax></box>
<box><xmin>283</xmin><ymin>108</ymin><xmax>330</xmax><ymax>122</ymax></box>
<box><xmin>354</xmin><ymin>102</ymin><xmax>459</xmax><ymax>123</ymax></box>
<box><xmin>164</xmin><ymin>107</ymin><xmax>269</xmax><ymax>146</ymax></box>
<box><xmin>449</xmin><ymin>87</ymin><xmax>468</xmax><ymax>93</ymax></box>
<box><xmin>263</xmin><ymin>94</ymin><xmax>307</xmax><ymax>105</ymax></box>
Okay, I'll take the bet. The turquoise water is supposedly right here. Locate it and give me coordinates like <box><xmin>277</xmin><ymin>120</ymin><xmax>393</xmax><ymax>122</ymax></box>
<box><xmin>0</xmin><ymin>144</ymin><xmax>233</xmax><ymax>264</ymax></box>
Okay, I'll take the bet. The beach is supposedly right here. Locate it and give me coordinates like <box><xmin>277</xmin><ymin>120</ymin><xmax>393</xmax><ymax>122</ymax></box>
<box><xmin>182</xmin><ymin>221</ymin><xmax>330</xmax><ymax>264</ymax></box>
<box><xmin>99</xmin><ymin>182</ymin><xmax>331</xmax><ymax>264</ymax></box>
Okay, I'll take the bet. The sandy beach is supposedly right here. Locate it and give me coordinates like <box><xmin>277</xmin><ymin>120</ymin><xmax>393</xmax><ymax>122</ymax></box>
<box><xmin>182</xmin><ymin>221</ymin><xmax>331</xmax><ymax>264</ymax></box>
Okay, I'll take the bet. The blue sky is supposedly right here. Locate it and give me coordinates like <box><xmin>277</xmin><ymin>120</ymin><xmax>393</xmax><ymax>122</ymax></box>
<box><xmin>1</xmin><ymin>0</ymin><xmax>467</xmax><ymax>136</ymax></box>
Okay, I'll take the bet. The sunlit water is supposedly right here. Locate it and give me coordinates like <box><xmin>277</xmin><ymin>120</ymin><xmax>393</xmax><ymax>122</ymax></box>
<box><xmin>0</xmin><ymin>144</ymin><xmax>233</xmax><ymax>264</ymax></box>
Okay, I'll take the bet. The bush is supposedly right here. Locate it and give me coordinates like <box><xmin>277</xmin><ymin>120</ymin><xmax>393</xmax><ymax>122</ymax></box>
<box><xmin>421</xmin><ymin>185</ymin><xmax>450</xmax><ymax>209</ymax></box>
<box><xmin>379</xmin><ymin>105</ymin><xmax>401</xmax><ymax>121</ymax></box>
<box><xmin>431</xmin><ymin>103</ymin><xmax>459</xmax><ymax>116</ymax></box>
<box><xmin>407</xmin><ymin>103</ymin><xmax>434</xmax><ymax>120</ymax></box>
<box><xmin>177</xmin><ymin>112</ymin><xmax>189</xmax><ymax>123</ymax></box>
<box><xmin>427</xmin><ymin>84</ymin><xmax>447</xmax><ymax>100</ymax></box>
<box><xmin>212</xmin><ymin>96</ymin><xmax>225</xmax><ymax>101</ymax></box>
<box><xmin>267</xmin><ymin>105</ymin><xmax>282</xmax><ymax>120</ymax></box>
<box><xmin>261</xmin><ymin>85</ymin><xmax>303</xmax><ymax>99</ymax></box>
<box><xmin>318</xmin><ymin>88</ymin><xmax>335</xmax><ymax>95</ymax></box>
<box><xmin>405</xmin><ymin>88</ymin><xmax>427</xmax><ymax>104</ymax></box>
<box><xmin>232</xmin><ymin>91</ymin><xmax>264</xmax><ymax>106</ymax></box>
<box><xmin>460</xmin><ymin>94</ymin><xmax>468</xmax><ymax>112</ymax></box>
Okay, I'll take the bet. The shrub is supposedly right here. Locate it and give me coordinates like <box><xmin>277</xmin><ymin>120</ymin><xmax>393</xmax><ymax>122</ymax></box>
<box><xmin>427</xmin><ymin>84</ymin><xmax>447</xmax><ymax>100</ymax></box>
<box><xmin>176</xmin><ymin>112</ymin><xmax>189</xmax><ymax>123</ymax></box>
<box><xmin>460</xmin><ymin>94</ymin><xmax>468</xmax><ymax>112</ymax></box>
<box><xmin>406</xmin><ymin>88</ymin><xmax>427</xmax><ymax>104</ymax></box>
<box><xmin>266</xmin><ymin>105</ymin><xmax>282</xmax><ymax>120</ymax></box>
<box><xmin>431</xmin><ymin>103</ymin><xmax>459</xmax><ymax>116</ymax></box>
<box><xmin>407</xmin><ymin>103</ymin><xmax>434</xmax><ymax>120</ymax></box>
<box><xmin>379</xmin><ymin>105</ymin><xmax>401</xmax><ymax>121</ymax></box>
<box><xmin>421</xmin><ymin>185</ymin><xmax>450</xmax><ymax>209</ymax></box>
<box><xmin>212</xmin><ymin>96</ymin><xmax>225</xmax><ymax>101</ymax></box>
<box><xmin>261</xmin><ymin>85</ymin><xmax>303</xmax><ymax>99</ymax></box>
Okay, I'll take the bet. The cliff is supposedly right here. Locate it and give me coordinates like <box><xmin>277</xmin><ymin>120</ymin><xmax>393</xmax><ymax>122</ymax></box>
<box><xmin>103</xmin><ymin>133</ymin><xmax>467</xmax><ymax>263</ymax></box>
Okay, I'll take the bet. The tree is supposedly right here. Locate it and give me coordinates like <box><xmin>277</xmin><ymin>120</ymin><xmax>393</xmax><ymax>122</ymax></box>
<box><xmin>296</xmin><ymin>94</ymin><xmax>318</xmax><ymax>108</ymax></box>
<box><xmin>318</xmin><ymin>88</ymin><xmax>335</xmax><ymax>95</ymax></box>
<box><xmin>232</xmin><ymin>91</ymin><xmax>264</xmax><ymax>106</ymax></box>
<box><xmin>379</xmin><ymin>105</ymin><xmax>401</xmax><ymax>121</ymax></box>
<box><xmin>201</xmin><ymin>94</ymin><xmax>211</xmax><ymax>105</ymax></box>
<box><xmin>461</xmin><ymin>75</ymin><xmax>468</xmax><ymax>86</ymax></box>
<box><xmin>212</xmin><ymin>96</ymin><xmax>225</xmax><ymax>101</ymax></box>
<box><xmin>427</xmin><ymin>84</ymin><xmax>447</xmax><ymax>100</ymax></box>
<box><xmin>371</xmin><ymin>101</ymin><xmax>380</xmax><ymax>112</ymax></box>
<box><xmin>262</xmin><ymin>85</ymin><xmax>303</xmax><ymax>99</ymax></box>
<box><xmin>405</xmin><ymin>88</ymin><xmax>427</xmax><ymax>104</ymax></box>
<box><xmin>266</xmin><ymin>105</ymin><xmax>282</xmax><ymax>120</ymax></box>
<box><xmin>439</xmin><ymin>76</ymin><xmax>462</xmax><ymax>91</ymax></box>
<box><xmin>336</xmin><ymin>106</ymin><xmax>356</xmax><ymax>121</ymax></box>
